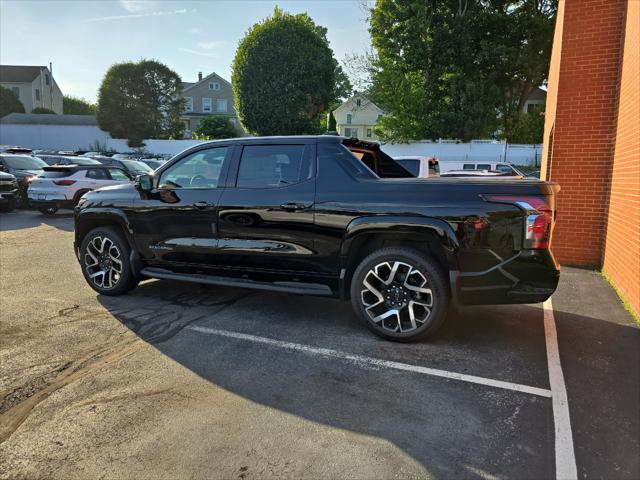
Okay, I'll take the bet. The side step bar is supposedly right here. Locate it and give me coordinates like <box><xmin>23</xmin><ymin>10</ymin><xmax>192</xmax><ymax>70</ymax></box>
<box><xmin>140</xmin><ymin>267</ymin><xmax>334</xmax><ymax>297</ymax></box>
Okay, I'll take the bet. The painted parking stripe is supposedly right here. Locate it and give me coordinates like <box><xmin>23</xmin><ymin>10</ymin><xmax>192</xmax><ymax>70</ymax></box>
<box><xmin>187</xmin><ymin>325</ymin><xmax>552</xmax><ymax>398</ymax></box>
<box><xmin>543</xmin><ymin>298</ymin><xmax>578</xmax><ymax>480</ymax></box>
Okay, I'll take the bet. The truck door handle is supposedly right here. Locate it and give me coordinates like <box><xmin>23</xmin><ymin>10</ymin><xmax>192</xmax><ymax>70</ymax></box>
<box><xmin>280</xmin><ymin>202</ymin><xmax>312</xmax><ymax>212</ymax></box>
<box><xmin>193</xmin><ymin>201</ymin><xmax>212</xmax><ymax>209</ymax></box>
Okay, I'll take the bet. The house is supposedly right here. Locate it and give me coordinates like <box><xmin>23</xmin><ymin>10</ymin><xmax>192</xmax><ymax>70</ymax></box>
<box><xmin>0</xmin><ymin>65</ymin><xmax>63</xmax><ymax>114</ymax></box>
<box><xmin>332</xmin><ymin>94</ymin><xmax>383</xmax><ymax>140</ymax></box>
<box><xmin>179</xmin><ymin>71</ymin><xmax>243</xmax><ymax>136</ymax></box>
<box><xmin>524</xmin><ymin>87</ymin><xmax>546</xmax><ymax>113</ymax></box>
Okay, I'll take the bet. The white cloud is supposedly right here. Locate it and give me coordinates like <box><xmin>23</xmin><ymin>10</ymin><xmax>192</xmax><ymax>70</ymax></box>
<box><xmin>119</xmin><ymin>0</ymin><xmax>156</xmax><ymax>13</ymax></box>
<box><xmin>179</xmin><ymin>48</ymin><xmax>220</xmax><ymax>58</ymax></box>
<box><xmin>197</xmin><ymin>41</ymin><xmax>225</xmax><ymax>50</ymax></box>
<box><xmin>85</xmin><ymin>8</ymin><xmax>188</xmax><ymax>23</ymax></box>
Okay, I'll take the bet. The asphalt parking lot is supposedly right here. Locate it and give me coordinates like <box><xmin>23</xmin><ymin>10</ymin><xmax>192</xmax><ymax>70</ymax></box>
<box><xmin>1</xmin><ymin>210</ymin><xmax>638</xmax><ymax>479</ymax></box>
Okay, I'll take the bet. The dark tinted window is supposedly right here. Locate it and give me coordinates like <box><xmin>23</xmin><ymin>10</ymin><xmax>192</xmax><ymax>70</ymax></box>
<box><xmin>237</xmin><ymin>145</ymin><xmax>312</xmax><ymax>188</ymax></box>
<box><xmin>429</xmin><ymin>160</ymin><xmax>440</xmax><ymax>175</ymax></box>
<box><xmin>477</xmin><ymin>164</ymin><xmax>491</xmax><ymax>170</ymax></box>
<box><xmin>40</xmin><ymin>170</ymin><xmax>72</xmax><ymax>178</ymax></box>
<box><xmin>319</xmin><ymin>143</ymin><xmax>376</xmax><ymax>180</ymax></box>
<box><xmin>463</xmin><ymin>164</ymin><xmax>475</xmax><ymax>170</ymax></box>
<box><xmin>86</xmin><ymin>168</ymin><xmax>109</xmax><ymax>180</ymax></box>
<box><xmin>395</xmin><ymin>159</ymin><xmax>420</xmax><ymax>176</ymax></box>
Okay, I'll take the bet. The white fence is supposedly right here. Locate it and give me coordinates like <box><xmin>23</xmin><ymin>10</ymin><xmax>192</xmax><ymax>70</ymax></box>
<box><xmin>0</xmin><ymin>122</ymin><xmax>542</xmax><ymax>165</ymax></box>
<box><xmin>381</xmin><ymin>141</ymin><xmax>542</xmax><ymax>166</ymax></box>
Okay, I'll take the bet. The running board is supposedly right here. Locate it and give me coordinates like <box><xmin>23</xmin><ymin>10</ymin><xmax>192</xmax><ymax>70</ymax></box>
<box><xmin>140</xmin><ymin>267</ymin><xmax>334</xmax><ymax>296</ymax></box>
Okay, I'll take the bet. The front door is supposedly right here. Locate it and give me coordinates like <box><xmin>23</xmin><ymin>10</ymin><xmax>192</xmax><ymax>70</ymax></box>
<box><xmin>216</xmin><ymin>143</ymin><xmax>318</xmax><ymax>277</ymax></box>
<box><xmin>130</xmin><ymin>145</ymin><xmax>232</xmax><ymax>267</ymax></box>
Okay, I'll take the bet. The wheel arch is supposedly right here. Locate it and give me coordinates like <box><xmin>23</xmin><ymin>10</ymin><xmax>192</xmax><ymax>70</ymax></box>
<box><xmin>340</xmin><ymin>216</ymin><xmax>460</xmax><ymax>300</ymax></box>
<box><xmin>75</xmin><ymin>210</ymin><xmax>135</xmax><ymax>253</ymax></box>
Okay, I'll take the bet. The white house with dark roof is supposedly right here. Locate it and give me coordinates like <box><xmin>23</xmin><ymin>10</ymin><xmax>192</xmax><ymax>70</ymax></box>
<box><xmin>0</xmin><ymin>65</ymin><xmax>63</xmax><ymax>114</ymax></box>
<box><xmin>179</xmin><ymin>71</ymin><xmax>243</xmax><ymax>135</ymax></box>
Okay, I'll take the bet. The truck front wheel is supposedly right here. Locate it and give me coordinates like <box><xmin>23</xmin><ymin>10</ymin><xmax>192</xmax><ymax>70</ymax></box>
<box><xmin>350</xmin><ymin>247</ymin><xmax>450</xmax><ymax>342</ymax></box>
<box><xmin>79</xmin><ymin>227</ymin><xmax>138</xmax><ymax>296</ymax></box>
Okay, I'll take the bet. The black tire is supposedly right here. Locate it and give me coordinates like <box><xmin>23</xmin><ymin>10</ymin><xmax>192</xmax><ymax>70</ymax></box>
<box><xmin>350</xmin><ymin>247</ymin><xmax>449</xmax><ymax>342</ymax></box>
<box><xmin>79</xmin><ymin>227</ymin><xmax>139</xmax><ymax>296</ymax></box>
<box><xmin>38</xmin><ymin>206</ymin><xmax>58</xmax><ymax>215</ymax></box>
<box><xmin>0</xmin><ymin>197</ymin><xmax>16</xmax><ymax>212</ymax></box>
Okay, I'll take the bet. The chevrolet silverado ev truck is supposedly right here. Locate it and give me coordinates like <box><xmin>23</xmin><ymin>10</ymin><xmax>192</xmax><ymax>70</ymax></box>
<box><xmin>74</xmin><ymin>136</ymin><xmax>560</xmax><ymax>342</ymax></box>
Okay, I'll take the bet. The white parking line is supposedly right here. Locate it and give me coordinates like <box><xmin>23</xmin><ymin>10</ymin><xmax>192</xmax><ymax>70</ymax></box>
<box><xmin>543</xmin><ymin>298</ymin><xmax>578</xmax><ymax>480</ymax></box>
<box><xmin>187</xmin><ymin>325</ymin><xmax>552</xmax><ymax>398</ymax></box>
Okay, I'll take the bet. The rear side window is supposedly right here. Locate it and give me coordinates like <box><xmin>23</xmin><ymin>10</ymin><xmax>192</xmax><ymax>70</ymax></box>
<box><xmin>477</xmin><ymin>164</ymin><xmax>491</xmax><ymax>170</ymax></box>
<box><xmin>463</xmin><ymin>164</ymin><xmax>475</xmax><ymax>170</ymax></box>
<box><xmin>40</xmin><ymin>170</ymin><xmax>72</xmax><ymax>178</ymax></box>
<box><xmin>236</xmin><ymin>145</ymin><xmax>312</xmax><ymax>188</ymax></box>
<box><xmin>86</xmin><ymin>169</ymin><xmax>109</xmax><ymax>180</ymax></box>
<box><xmin>395</xmin><ymin>159</ymin><xmax>420</xmax><ymax>176</ymax></box>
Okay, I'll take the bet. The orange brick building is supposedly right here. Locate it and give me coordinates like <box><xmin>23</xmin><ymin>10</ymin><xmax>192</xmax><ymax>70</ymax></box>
<box><xmin>541</xmin><ymin>0</ymin><xmax>639</xmax><ymax>316</ymax></box>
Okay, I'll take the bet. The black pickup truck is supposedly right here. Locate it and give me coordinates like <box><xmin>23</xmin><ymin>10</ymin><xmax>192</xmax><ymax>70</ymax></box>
<box><xmin>74</xmin><ymin>135</ymin><xmax>560</xmax><ymax>341</ymax></box>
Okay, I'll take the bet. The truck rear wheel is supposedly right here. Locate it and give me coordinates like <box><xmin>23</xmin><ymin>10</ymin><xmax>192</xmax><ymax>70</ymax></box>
<box><xmin>79</xmin><ymin>227</ymin><xmax>138</xmax><ymax>296</ymax></box>
<box><xmin>350</xmin><ymin>247</ymin><xmax>449</xmax><ymax>342</ymax></box>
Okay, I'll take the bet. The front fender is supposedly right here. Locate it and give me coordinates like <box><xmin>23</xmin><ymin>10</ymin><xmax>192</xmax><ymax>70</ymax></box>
<box><xmin>74</xmin><ymin>208</ymin><xmax>135</xmax><ymax>253</ymax></box>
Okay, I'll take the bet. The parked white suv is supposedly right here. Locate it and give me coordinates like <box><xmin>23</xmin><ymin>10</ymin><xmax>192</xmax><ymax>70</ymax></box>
<box><xmin>393</xmin><ymin>156</ymin><xmax>440</xmax><ymax>178</ymax></box>
<box><xmin>28</xmin><ymin>165</ymin><xmax>132</xmax><ymax>214</ymax></box>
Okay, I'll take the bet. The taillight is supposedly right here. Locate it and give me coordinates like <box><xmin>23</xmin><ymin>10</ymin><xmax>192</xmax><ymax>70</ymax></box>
<box><xmin>54</xmin><ymin>179</ymin><xmax>77</xmax><ymax>186</ymax></box>
<box><xmin>485</xmin><ymin>195</ymin><xmax>554</xmax><ymax>249</ymax></box>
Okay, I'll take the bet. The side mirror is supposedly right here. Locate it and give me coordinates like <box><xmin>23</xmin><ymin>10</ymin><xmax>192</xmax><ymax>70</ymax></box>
<box><xmin>135</xmin><ymin>174</ymin><xmax>153</xmax><ymax>193</ymax></box>
<box><xmin>0</xmin><ymin>164</ymin><xmax>5</xmax><ymax>172</ymax></box>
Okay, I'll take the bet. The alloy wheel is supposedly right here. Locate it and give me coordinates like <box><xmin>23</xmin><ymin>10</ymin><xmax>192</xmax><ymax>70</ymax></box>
<box><xmin>84</xmin><ymin>236</ymin><xmax>123</xmax><ymax>289</ymax></box>
<box><xmin>361</xmin><ymin>261</ymin><xmax>433</xmax><ymax>333</ymax></box>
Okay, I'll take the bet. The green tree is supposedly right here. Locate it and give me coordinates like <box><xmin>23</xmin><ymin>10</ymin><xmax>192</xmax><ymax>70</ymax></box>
<box><xmin>0</xmin><ymin>86</ymin><xmax>25</xmax><ymax>117</ymax></box>
<box><xmin>507</xmin><ymin>105</ymin><xmax>545</xmax><ymax>144</ymax></box>
<box><xmin>232</xmin><ymin>7</ymin><xmax>336</xmax><ymax>135</ymax></box>
<box><xmin>63</xmin><ymin>95</ymin><xmax>96</xmax><ymax>115</ymax></box>
<box><xmin>367</xmin><ymin>0</ymin><xmax>556</xmax><ymax>142</ymax></box>
<box><xmin>31</xmin><ymin>107</ymin><xmax>57</xmax><ymax>114</ymax></box>
<box><xmin>194</xmin><ymin>115</ymin><xmax>238</xmax><ymax>140</ymax></box>
<box><xmin>97</xmin><ymin>59</ymin><xmax>185</xmax><ymax>145</ymax></box>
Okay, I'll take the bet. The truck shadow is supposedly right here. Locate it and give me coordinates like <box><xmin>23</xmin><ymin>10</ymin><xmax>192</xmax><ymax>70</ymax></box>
<box><xmin>96</xmin><ymin>280</ymin><xmax>639</xmax><ymax>479</ymax></box>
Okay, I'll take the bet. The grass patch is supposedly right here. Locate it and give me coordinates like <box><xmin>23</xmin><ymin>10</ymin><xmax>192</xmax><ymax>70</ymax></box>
<box><xmin>602</xmin><ymin>270</ymin><xmax>640</xmax><ymax>327</ymax></box>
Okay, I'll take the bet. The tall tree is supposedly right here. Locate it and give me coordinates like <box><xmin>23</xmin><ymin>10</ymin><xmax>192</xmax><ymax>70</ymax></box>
<box><xmin>367</xmin><ymin>0</ymin><xmax>556</xmax><ymax>142</ymax></box>
<box><xmin>232</xmin><ymin>7</ymin><xmax>336</xmax><ymax>135</ymax></box>
<box><xmin>63</xmin><ymin>95</ymin><xmax>96</xmax><ymax>115</ymax></box>
<box><xmin>194</xmin><ymin>115</ymin><xmax>238</xmax><ymax>140</ymax></box>
<box><xmin>97</xmin><ymin>59</ymin><xmax>185</xmax><ymax>146</ymax></box>
<box><xmin>0</xmin><ymin>86</ymin><xmax>25</xmax><ymax>117</ymax></box>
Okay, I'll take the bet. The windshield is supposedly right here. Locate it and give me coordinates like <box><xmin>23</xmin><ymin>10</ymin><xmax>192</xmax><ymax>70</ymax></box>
<box><xmin>2</xmin><ymin>155</ymin><xmax>47</xmax><ymax>170</ymax></box>
<box><xmin>121</xmin><ymin>159</ymin><xmax>152</xmax><ymax>172</ymax></box>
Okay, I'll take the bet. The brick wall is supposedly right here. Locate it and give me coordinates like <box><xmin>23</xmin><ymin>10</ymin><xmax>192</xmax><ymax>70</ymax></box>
<box><xmin>602</xmin><ymin>0</ymin><xmax>640</xmax><ymax>315</ymax></box>
<box><xmin>542</xmin><ymin>0</ymin><xmax>639</xmax><ymax>316</ymax></box>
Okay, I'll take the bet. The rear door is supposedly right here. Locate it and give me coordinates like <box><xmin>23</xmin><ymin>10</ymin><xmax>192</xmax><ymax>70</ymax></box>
<box><xmin>216</xmin><ymin>142</ymin><xmax>317</xmax><ymax>275</ymax></box>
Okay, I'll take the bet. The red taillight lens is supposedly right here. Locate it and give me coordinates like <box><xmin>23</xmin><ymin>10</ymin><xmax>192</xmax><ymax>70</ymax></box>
<box><xmin>53</xmin><ymin>179</ymin><xmax>76</xmax><ymax>186</ymax></box>
<box><xmin>485</xmin><ymin>195</ymin><xmax>554</xmax><ymax>249</ymax></box>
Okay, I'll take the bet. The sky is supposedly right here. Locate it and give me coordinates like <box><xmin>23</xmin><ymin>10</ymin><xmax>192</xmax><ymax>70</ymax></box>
<box><xmin>0</xmin><ymin>0</ymin><xmax>373</xmax><ymax>103</ymax></box>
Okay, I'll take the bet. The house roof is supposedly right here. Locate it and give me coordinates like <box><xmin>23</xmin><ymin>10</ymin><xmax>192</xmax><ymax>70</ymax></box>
<box><xmin>0</xmin><ymin>113</ymin><xmax>98</xmax><ymax>125</ymax></box>
<box><xmin>333</xmin><ymin>94</ymin><xmax>382</xmax><ymax>116</ymax></box>
<box><xmin>0</xmin><ymin>65</ymin><xmax>47</xmax><ymax>83</ymax></box>
<box><xmin>182</xmin><ymin>71</ymin><xmax>232</xmax><ymax>93</ymax></box>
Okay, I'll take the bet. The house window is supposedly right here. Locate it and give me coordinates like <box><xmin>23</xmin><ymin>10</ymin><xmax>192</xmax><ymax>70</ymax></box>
<box><xmin>216</xmin><ymin>99</ymin><xmax>227</xmax><ymax>113</ymax></box>
<box><xmin>45</xmin><ymin>74</ymin><xmax>50</xmax><ymax>86</ymax></box>
<box><xmin>366</xmin><ymin>128</ymin><xmax>372</xmax><ymax>138</ymax></box>
<box><xmin>356</xmin><ymin>98</ymin><xmax>361</xmax><ymax>107</ymax></box>
<box><xmin>346</xmin><ymin>113</ymin><xmax>352</xmax><ymax>124</ymax></box>
<box><xmin>209</xmin><ymin>82</ymin><xmax>220</xmax><ymax>91</ymax></box>
<box><xmin>344</xmin><ymin>127</ymin><xmax>358</xmax><ymax>138</ymax></box>
<box><xmin>377</xmin><ymin>114</ymin><xmax>383</xmax><ymax>122</ymax></box>
<box><xmin>203</xmin><ymin>97</ymin><xmax>212</xmax><ymax>113</ymax></box>
<box><xmin>184</xmin><ymin>97</ymin><xmax>193</xmax><ymax>112</ymax></box>
<box><xmin>35</xmin><ymin>88</ymin><xmax>41</xmax><ymax>101</ymax></box>
<box><xmin>10</xmin><ymin>87</ymin><xmax>19</xmax><ymax>99</ymax></box>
